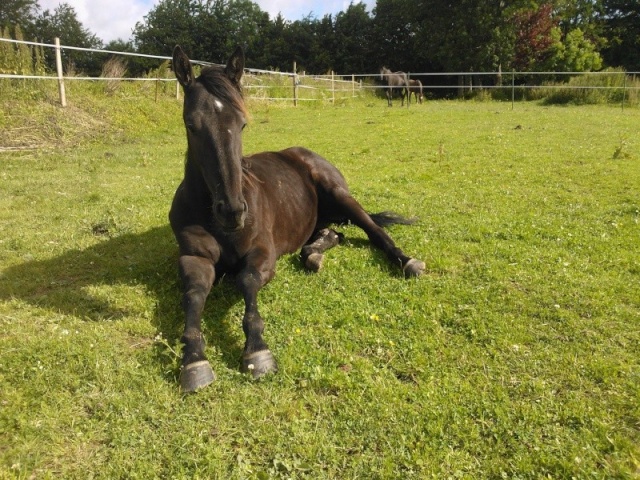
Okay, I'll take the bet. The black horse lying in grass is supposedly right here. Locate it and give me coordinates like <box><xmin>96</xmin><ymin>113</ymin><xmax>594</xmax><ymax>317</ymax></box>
<box><xmin>170</xmin><ymin>45</ymin><xmax>425</xmax><ymax>392</ymax></box>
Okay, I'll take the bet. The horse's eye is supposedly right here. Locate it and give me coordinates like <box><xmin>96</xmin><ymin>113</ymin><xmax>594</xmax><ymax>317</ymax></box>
<box><xmin>186</xmin><ymin>122</ymin><xmax>196</xmax><ymax>132</ymax></box>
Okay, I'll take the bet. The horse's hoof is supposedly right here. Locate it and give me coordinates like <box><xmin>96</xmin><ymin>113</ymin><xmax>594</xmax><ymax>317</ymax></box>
<box><xmin>241</xmin><ymin>350</ymin><xmax>278</xmax><ymax>379</ymax></box>
<box><xmin>403</xmin><ymin>258</ymin><xmax>426</xmax><ymax>278</ymax></box>
<box><xmin>180</xmin><ymin>360</ymin><xmax>216</xmax><ymax>392</ymax></box>
<box><xmin>305</xmin><ymin>253</ymin><xmax>324</xmax><ymax>272</ymax></box>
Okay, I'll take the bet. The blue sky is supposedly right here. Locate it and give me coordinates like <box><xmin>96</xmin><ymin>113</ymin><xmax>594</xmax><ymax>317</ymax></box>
<box><xmin>38</xmin><ymin>0</ymin><xmax>376</xmax><ymax>44</ymax></box>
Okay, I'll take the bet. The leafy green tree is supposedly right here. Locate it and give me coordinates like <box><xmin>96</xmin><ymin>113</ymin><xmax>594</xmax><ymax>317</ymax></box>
<box><xmin>407</xmin><ymin>0</ymin><xmax>521</xmax><ymax>73</ymax></box>
<box><xmin>544</xmin><ymin>26</ymin><xmax>602</xmax><ymax>72</ymax></box>
<box><xmin>554</xmin><ymin>0</ymin><xmax>604</xmax><ymax>41</ymax></box>
<box><xmin>217</xmin><ymin>0</ymin><xmax>270</xmax><ymax>56</ymax></box>
<box><xmin>281</xmin><ymin>16</ymin><xmax>316</xmax><ymax>72</ymax></box>
<box><xmin>371</xmin><ymin>0</ymin><xmax>414</xmax><ymax>71</ymax></box>
<box><xmin>0</xmin><ymin>0</ymin><xmax>40</xmax><ymax>34</ymax></box>
<box><xmin>251</xmin><ymin>13</ymin><xmax>289</xmax><ymax>70</ymax></box>
<box><xmin>133</xmin><ymin>0</ymin><xmax>203</xmax><ymax>61</ymax></box>
<box><xmin>601</xmin><ymin>0</ymin><xmax>640</xmax><ymax>70</ymax></box>
<box><xmin>134</xmin><ymin>0</ymin><xmax>269</xmax><ymax>66</ymax></box>
<box><xmin>309</xmin><ymin>14</ymin><xmax>336</xmax><ymax>73</ymax></box>
<box><xmin>333</xmin><ymin>3</ymin><xmax>374</xmax><ymax>73</ymax></box>
<box><xmin>33</xmin><ymin>2</ymin><xmax>102</xmax><ymax>74</ymax></box>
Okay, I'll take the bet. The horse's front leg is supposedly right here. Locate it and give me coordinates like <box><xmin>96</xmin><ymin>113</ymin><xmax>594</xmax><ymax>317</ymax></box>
<box><xmin>236</xmin><ymin>249</ymin><xmax>278</xmax><ymax>379</ymax></box>
<box><xmin>178</xmin><ymin>254</ymin><xmax>216</xmax><ymax>392</ymax></box>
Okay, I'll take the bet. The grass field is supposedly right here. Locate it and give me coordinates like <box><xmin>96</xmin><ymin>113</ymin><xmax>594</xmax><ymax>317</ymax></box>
<box><xmin>1</xmin><ymin>84</ymin><xmax>639</xmax><ymax>478</ymax></box>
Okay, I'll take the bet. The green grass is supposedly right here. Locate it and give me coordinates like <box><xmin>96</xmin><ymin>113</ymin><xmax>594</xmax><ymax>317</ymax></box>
<box><xmin>1</xmin><ymin>84</ymin><xmax>639</xmax><ymax>478</ymax></box>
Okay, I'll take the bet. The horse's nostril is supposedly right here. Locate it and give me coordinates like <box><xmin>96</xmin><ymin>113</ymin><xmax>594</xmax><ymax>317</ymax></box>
<box><xmin>216</xmin><ymin>201</ymin><xmax>225</xmax><ymax>216</ymax></box>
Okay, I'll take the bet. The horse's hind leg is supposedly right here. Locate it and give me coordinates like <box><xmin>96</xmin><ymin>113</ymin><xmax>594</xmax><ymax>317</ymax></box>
<box><xmin>301</xmin><ymin>228</ymin><xmax>343</xmax><ymax>272</ymax></box>
<box><xmin>335</xmin><ymin>194</ymin><xmax>425</xmax><ymax>277</ymax></box>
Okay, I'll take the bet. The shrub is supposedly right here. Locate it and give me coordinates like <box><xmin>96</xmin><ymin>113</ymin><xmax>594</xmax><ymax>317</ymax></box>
<box><xmin>539</xmin><ymin>68</ymin><xmax>638</xmax><ymax>105</ymax></box>
<box><xmin>101</xmin><ymin>56</ymin><xmax>128</xmax><ymax>95</ymax></box>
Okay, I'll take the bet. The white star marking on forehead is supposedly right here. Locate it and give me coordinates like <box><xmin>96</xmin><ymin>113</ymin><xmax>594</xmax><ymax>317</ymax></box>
<box><xmin>214</xmin><ymin>99</ymin><xmax>224</xmax><ymax>112</ymax></box>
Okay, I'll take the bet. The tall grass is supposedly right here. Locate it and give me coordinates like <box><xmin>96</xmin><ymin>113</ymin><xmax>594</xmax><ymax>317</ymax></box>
<box><xmin>531</xmin><ymin>68</ymin><xmax>640</xmax><ymax>105</ymax></box>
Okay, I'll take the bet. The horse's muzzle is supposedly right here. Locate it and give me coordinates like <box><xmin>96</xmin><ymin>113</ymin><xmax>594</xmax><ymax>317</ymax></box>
<box><xmin>215</xmin><ymin>200</ymin><xmax>248</xmax><ymax>231</ymax></box>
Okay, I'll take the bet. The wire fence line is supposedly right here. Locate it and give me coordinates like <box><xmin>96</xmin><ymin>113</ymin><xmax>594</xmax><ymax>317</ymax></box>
<box><xmin>2</xmin><ymin>37</ymin><xmax>639</xmax><ymax>108</ymax></box>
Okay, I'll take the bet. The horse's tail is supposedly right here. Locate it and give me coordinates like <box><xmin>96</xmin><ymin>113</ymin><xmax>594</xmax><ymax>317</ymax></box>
<box><xmin>370</xmin><ymin>211</ymin><xmax>418</xmax><ymax>227</ymax></box>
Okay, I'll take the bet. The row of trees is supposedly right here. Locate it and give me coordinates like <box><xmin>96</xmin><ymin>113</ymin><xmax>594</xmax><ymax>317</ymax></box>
<box><xmin>1</xmin><ymin>0</ymin><xmax>639</xmax><ymax>79</ymax></box>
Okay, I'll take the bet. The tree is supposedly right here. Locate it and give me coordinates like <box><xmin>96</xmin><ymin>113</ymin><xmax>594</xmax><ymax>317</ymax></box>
<box><xmin>371</xmin><ymin>0</ymin><xmax>414</xmax><ymax>71</ymax></box>
<box><xmin>510</xmin><ymin>2</ymin><xmax>602</xmax><ymax>75</ymax></box>
<box><xmin>0</xmin><ymin>0</ymin><xmax>40</xmax><ymax>34</ymax></box>
<box><xmin>512</xmin><ymin>3</ymin><xmax>559</xmax><ymax>71</ymax></box>
<box><xmin>310</xmin><ymin>14</ymin><xmax>336</xmax><ymax>73</ymax></box>
<box><xmin>281</xmin><ymin>16</ymin><xmax>317</xmax><ymax>72</ymax></box>
<box><xmin>33</xmin><ymin>3</ymin><xmax>102</xmax><ymax>74</ymax></box>
<box><xmin>134</xmin><ymin>0</ymin><xmax>269</xmax><ymax>65</ymax></box>
<box><xmin>407</xmin><ymin>0</ymin><xmax>521</xmax><ymax>73</ymax></box>
<box><xmin>601</xmin><ymin>0</ymin><xmax>640</xmax><ymax>70</ymax></box>
<box><xmin>333</xmin><ymin>3</ymin><xmax>374</xmax><ymax>73</ymax></box>
<box><xmin>545</xmin><ymin>26</ymin><xmax>602</xmax><ymax>72</ymax></box>
<box><xmin>217</xmin><ymin>0</ymin><xmax>270</xmax><ymax>57</ymax></box>
<box><xmin>133</xmin><ymin>0</ymin><xmax>204</xmax><ymax>61</ymax></box>
<box><xmin>251</xmin><ymin>13</ymin><xmax>289</xmax><ymax>70</ymax></box>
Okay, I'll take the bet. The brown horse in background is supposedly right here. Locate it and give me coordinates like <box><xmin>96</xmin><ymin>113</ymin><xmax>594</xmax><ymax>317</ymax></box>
<box><xmin>408</xmin><ymin>79</ymin><xmax>424</xmax><ymax>104</ymax></box>
<box><xmin>379</xmin><ymin>67</ymin><xmax>409</xmax><ymax>106</ymax></box>
<box><xmin>171</xmin><ymin>46</ymin><xmax>425</xmax><ymax>392</ymax></box>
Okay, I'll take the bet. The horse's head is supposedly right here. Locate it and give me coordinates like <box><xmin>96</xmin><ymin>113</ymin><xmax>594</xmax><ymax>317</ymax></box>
<box><xmin>173</xmin><ymin>45</ymin><xmax>248</xmax><ymax>232</ymax></box>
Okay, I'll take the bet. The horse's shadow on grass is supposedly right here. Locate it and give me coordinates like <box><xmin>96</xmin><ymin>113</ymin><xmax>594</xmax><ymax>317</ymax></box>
<box><xmin>0</xmin><ymin>226</ymin><xmax>399</xmax><ymax>381</ymax></box>
<box><xmin>0</xmin><ymin>226</ymin><xmax>246</xmax><ymax>376</ymax></box>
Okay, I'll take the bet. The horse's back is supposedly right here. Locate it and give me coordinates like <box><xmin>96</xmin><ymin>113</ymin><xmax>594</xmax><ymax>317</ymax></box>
<box><xmin>248</xmin><ymin>147</ymin><xmax>352</xmax><ymax>233</ymax></box>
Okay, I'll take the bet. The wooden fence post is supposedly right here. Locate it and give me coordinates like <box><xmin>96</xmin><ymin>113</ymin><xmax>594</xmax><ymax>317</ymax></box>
<box><xmin>511</xmin><ymin>71</ymin><xmax>515</xmax><ymax>110</ymax></box>
<box><xmin>331</xmin><ymin>71</ymin><xmax>335</xmax><ymax>103</ymax></box>
<box><xmin>292</xmin><ymin>61</ymin><xmax>298</xmax><ymax>107</ymax></box>
<box><xmin>622</xmin><ymin>73</ymin><xmax>627</xmax><ymax>112</ymax></box>
<box><xmin>54</xmin><ymin>37</ymin><xmax>66</xmax><ymax>107</ymax></box>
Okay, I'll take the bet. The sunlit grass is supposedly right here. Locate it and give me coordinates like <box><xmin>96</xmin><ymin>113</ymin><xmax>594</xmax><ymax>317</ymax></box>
<box><xmin>1</xmin><ymin>85</ymin><xmax>639</xmax><ymax>478</ymax></box>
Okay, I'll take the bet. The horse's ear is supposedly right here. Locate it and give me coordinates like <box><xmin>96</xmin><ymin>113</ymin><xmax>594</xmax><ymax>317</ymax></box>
<box><xmin>173</xmin><ymin>45</ymin><xmax>194</xmax><ymax>88</ymax></box>
<box><xmin>224</xmin><ymin>46</ymin><xmax>244</xmax><ymax>85</ymax></box>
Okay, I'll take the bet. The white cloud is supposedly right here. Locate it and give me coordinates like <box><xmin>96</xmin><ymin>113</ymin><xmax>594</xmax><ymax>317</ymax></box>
<box><xmin>38</xmin><ymin>0</ymin><xmax>158</xmax><ymax>43</ymax></box>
